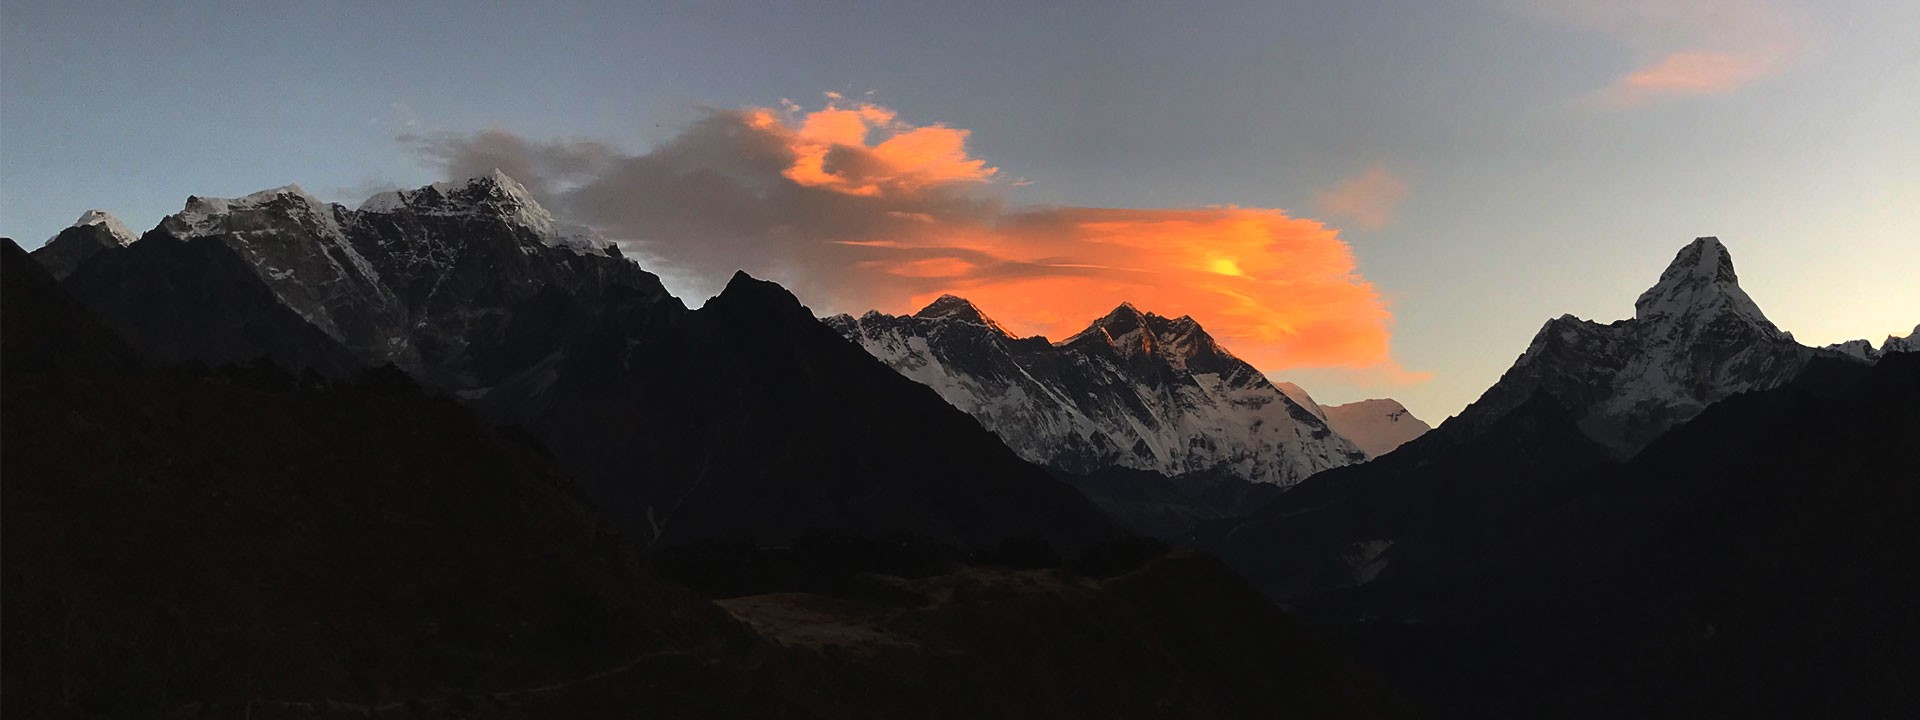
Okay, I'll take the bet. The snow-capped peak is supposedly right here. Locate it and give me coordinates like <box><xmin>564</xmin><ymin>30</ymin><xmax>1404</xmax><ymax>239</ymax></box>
<box><xmin>1062</xmin><ymin>303</ymin><xmax>1148</xmax><ymax>347</ymax></box>
<box><xmin>69</xmin><ymin>210</ymin><xmax>139</xmax><ymax>246</ymax></box>
<box><xmin>1055</xmin><ymin>303</ymin><xmax>1241</xmax><ymax>372</ymax></box>
<box><xmin>1321</xmin><ymin>398</ymin><xmax>1431</xmax><ymax>458</ymax></box>
<box><xmin>1814</xmin><ymin>324</ymin><xmax>1918</xmax><ymax>362</ymax></box>
<box><xmin>357</xmin><ymin>169</ymin><xmax>529</xmax><ymax>213</ymax></box>
<box><xmin>358</xmin><ymin>170</ymin><xmax>612</xmax><ymax>254</ymax></box>
<box><xmin>914</xmin><ymin>295</ymin><xmax>1011</xmax><ymax>335</ymax></box>
<box><xmin>829</xmin><ymin>300</ymin><xmax>1371</xmax><ymax>486</ymax></box>
<box><xmin>1458</xmin><ymin>236</ymin><xmax>1843</xmax><ymax>454</ymax></box>
<box><xmin>166</xmin><ymin>184</ymin><xmax>343</xmax><ymax>239</ymax></box>
<box><xmin>1823</xmin><ymin>339</ymin><xmax>1880</xmax><ymax>361</ymax></box>
<box><xmin>1632</xmin><ymin>236</ymin><xmax>1785</xmax><ymax>340</ymax></box>
<box><xmin>1883</xmin><ymin>325</ymin><xmax>1920</xmax><ymax>355</ymax></box>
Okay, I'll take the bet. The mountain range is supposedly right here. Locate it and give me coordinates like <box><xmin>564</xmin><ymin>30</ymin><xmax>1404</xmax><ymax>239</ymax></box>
<box><xmin>828</xmin><ymin>297</ymin><xmax>1421</xmax><ymax>488</ymax></box>
<box><xmin>1197</xmin><ymin>235</ymin><xmax>1918</xmax><ymax>717</ymax></box>
<box><xmin>26</xmin><ymin>173</ymin><xmax>1117</xmax><ymax>552</ymax></box>
<box><xmin>8</xmin><ymin>170</ymin><xmax>1916</xmax><ymax>719</ymax></box>
<box><xmin>1</xmin><ymin>237</ymin><xmax>1410</xmax><ymax>719</ymax></box>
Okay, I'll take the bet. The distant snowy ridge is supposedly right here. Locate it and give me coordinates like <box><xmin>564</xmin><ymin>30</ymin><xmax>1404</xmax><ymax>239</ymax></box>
<box><xmin>1324</xmin><ymin>399</ymin><xmax>1431</xmax><ymax>458</ymax></box>
<box><xmin>829</xmin><ymin>298</ymin><xmax>1380</xmax><ymax>486</ymax></box>
<box><xmin>1824</xmin><ymin>324</ymin><xmax>1920</xmax><ymax>361</ymax></box>
<box><xmin>1273</xmin><ymin>383</ymin><xmax>1429</xmax><ymax>458</ymax></box>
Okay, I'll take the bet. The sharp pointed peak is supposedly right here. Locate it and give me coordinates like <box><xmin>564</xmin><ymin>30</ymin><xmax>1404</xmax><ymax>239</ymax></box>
<box><xmin>64</xmin><ymin>210</ymin><xmax>138</xmax><ymax>246</ymax></box>
<box><xmin>73</xmin><ymin>209</ymin><xmax>122</xmax><ymax>226</ymax></box>
<box><xmin>458</xmin><ymin>169</ymin><xmax>539</xmax><ymax>201</ymax></box>
<box><xmin>706</xmin><ymin>269</ymin><xmax>808</xmax><ymax>317</ymax></box>
<box><xmin>913</xmin><ymin>294</ymin><xmax>1011</xmax><ymax>335</ymax></box>
<box><xmin>1632</xmin><ymin>236</ymin><xmax>1781</xmax><ymax>337</ymax></box>
<box><xmin>482</xmin><ymin>167</ymin><xmax>521</xmax><ymax>185</ymax></box>
<box><xmin>1060</xmin><ymin>302</ymin><xmax>1146</xmax><ymax>343</ymax></box>
<box><xmin>1650</xmin><ymin>237</ymin><xmax>1738</xmax><ymax>288</ymax></box>
<box><xmin>916</xmin><ymin>293</ymin><xmax>981</xmax><ymax>316</ymax></box>
<box><xmin>1056</xmin><ymin>302</ymin><xmax>1234</xmax><ymax>367</ymax></box>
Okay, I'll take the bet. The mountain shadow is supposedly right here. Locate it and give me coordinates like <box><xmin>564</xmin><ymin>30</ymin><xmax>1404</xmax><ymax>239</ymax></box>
<box><xmin>36</xmin><ymin>175</ymin><xmax>1118</xmax><ymax>553</ymax></box>
<box><xmin>3</xmin><ymin>238</ymin><xmax>1409</xmax><ymax>719</ymax></box>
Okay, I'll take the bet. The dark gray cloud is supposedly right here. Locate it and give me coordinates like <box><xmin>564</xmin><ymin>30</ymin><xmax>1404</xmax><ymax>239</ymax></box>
<box><xmin>406</xmin><ymin>101</ymin><xmax>1418</xmax><ymax>379</ymax></box>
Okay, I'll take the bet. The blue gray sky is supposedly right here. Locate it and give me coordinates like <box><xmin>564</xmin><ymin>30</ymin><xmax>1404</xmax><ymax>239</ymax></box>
<box><xmin>3</xmin><ymin>0</ymin><xmax>1915</xmax><ymax>422</ymax></box>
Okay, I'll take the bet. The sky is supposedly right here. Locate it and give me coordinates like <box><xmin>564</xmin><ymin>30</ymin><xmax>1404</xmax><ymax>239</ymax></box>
<box><xmin>3</xmin><ymin>0</ymin><xmax>1915</xmax><ymax>423</ymax></box>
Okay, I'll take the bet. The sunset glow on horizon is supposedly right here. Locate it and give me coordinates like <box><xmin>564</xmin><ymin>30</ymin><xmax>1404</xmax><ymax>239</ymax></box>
<box><xmin>11</xmin><ymin>0</ymin><xmax>1913</xmax><ymax>421</ymax></box>
<box><xmin>541</xmin><ymin>97</ymin><xmax>1427</xmax><ymax>382</ymax></box>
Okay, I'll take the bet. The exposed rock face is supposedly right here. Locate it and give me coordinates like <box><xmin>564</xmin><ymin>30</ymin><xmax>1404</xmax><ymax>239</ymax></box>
<box><xmin>829</xmin><ymin>298</ymin><xmax>1367</xmax><ymax>487</ymax></box>
<box><xmin>1451</xmin><ymin>237</ymin><xmax>1864</xmax><ymax>454</ymax></box>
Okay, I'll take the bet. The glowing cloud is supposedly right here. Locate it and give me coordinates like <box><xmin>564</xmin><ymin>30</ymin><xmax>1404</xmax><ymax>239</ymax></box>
<box><xmin>1314</xmin><ymin>165</ymin><xmax>1408</xmax><ymax>231</ymax></box>
<box><xmin>1538</xmin><ymin>0</ymin><xmax>1815</xmax><ymax>107</ymax></box>
<box><xmin>408</xmin><ymin>97</ymin><xmax>1425</xmax><ymax>384</ymax></box>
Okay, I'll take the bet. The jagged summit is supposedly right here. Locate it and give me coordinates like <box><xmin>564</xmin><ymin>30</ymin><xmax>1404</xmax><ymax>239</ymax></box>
<box><xmin>1824</xmin><ymin>338</ymin><xmax>1880</xmax><ymax>361</ymax></box>
<box><xmin>1455</xmin><ymin>236</ymin><xmax>1847</xmax><ymax>453</ymax></box>
<box><xmin>1827</xmin><ymin>324</ymin><xmax>1920</xmax><ymax>361</ymax></box>
<box><xmin>1063</xmin><ymin>303</ymin><xmax>1148</xmax><ymax>352</ymax></box>
<box><xmin>1056</xmin><ymin>302</ymin><xmax>1240</xmax><ymax>373</ymax></box>
<box><xmin>1072</xmin><ymin>302</ymin><xmax>1145</xmax><ymax>333</ymax></box>
<box><xmin>163</xmin><ymin>183</ymin><xmax>342</xmax><ymax>239</ymax></box>
<box><xmin>67</xmin><ymin>210</ymin><xmax>138</xmax><ymax>246</ymax></box>
<box><xmin>359</xmin><ymin>170</ymin><xmax>612</xmax><ymax>254</ymax></box>
<box><xmin>705</xmin><ymin>269</ymin><xmax>809</xmax><ymax>318</ymax></box>
<box><xmin>1883</xmin><ymin>325</ymin><xmax>1920</xmax><ymax>355</ymax></box>
<box><xmin>1632</xmin><ymin>236</ymin><xmax>1784</xmax><ymax>339</ymax></box>
<box><xmin>913</xmin><ymin>294</ymin><xmax>1010</xmax><ymax>335</ymax></box>
<box><xmin>55</xmin><ymin>173</ymin><xmax>664</xmax><ymax>377</ymax></box>
<box><xmin>828</xmin><ymin>300</ymin><xmax>1369</xmax><ymax>486</ymax></box>
<box><xmin>358</xmin><ymin>168</ymin><xmax>529</xmax><ymax>213</ymax></box>
<box><xmin>32</xmin><ymin>210</ymin><xmax>151</xmax><ymax>279</ymax></box>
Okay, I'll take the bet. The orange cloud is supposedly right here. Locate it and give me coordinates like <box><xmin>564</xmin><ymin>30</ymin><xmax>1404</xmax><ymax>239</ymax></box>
<box><xmin>1540</xmin><ymin>0</ymin><xmax>1814</xmax><ymax>107</ymax></box>
<box><xmin>1314</xmin><ymin>165</ymin><xmax>1408</xmax><ymax>231</ymax></box>
<box><xmin>413</xmin><ymin>97</ymin><xmax>1426</xmax><ymax>383</ymax></box>
<box><xmin>775</xmin><ymin>99</ymin><xmax>996</xmax><ymax>196</ymax></box>
<box><xmin>855</xmin><ymin>207</ymin><xmax>1415</xmax><ymax>372</ymax></box>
